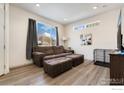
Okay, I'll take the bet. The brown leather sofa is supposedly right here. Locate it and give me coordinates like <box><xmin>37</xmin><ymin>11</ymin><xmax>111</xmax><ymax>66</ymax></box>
<box><xmin>33</xmin><ymin>45</ymin><xmax>84</xmax><ymax>77</ymax></box>
<box><xmin>32</xmin><ymin>46</ymin><xmax>73</xmax><ymax>67</ymax></box>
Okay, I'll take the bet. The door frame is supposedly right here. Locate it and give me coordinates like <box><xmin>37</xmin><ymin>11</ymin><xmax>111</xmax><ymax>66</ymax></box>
<box><xmin>0</xmin><ymin>3</ymin><xmax>5</xmax><ymax>75</ymax></box>
<box><xmin>4</xmin><ymin>3</ymin><xmax>9</xmax><ymax>74</ymax></box>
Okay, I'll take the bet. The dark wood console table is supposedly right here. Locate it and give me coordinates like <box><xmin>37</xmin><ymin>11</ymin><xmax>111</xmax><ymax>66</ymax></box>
<box><xmin>110</xmin><ymin>53</ymin><xmax>124</xmax><ymax>85</ymax></box>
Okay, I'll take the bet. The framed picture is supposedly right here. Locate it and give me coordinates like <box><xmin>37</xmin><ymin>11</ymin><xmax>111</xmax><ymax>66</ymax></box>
<box><xmin>80</xmin><ymin>34</ymin><xmax>92</xmax><ymax>46</ymax></box>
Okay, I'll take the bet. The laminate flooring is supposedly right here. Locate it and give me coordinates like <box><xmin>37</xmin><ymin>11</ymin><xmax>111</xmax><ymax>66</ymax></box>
<box><xmin>0</xmin><ymin>60</ymin><xmax>110</xmax><ymax>85</ymax></box>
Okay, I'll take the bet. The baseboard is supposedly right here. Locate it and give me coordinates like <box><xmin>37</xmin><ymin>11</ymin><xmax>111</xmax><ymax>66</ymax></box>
<box><xmin>94</xmin><ymin>61</ymin><xmax>110</xmax><ymax>68</ymax></box>
<box><xmin>84</xmin><ymin>59</ymin><xmax>94</xmax><ymax>62</ymax></box>
<box><xmin>10</xmin><ymin>63</ymin><xmax>33</xmax><ymax>70</ymax></box>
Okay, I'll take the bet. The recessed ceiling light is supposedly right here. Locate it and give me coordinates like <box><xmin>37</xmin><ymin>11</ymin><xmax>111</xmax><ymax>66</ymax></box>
<box><xmin>64</xmin><ymin>18</ymin><xmax>68</xmax><ymax>21</ymax></box>
<box><xmin>36</xmin><ymin>4</ymin><xmax>40</xmax><ymax>7</ymax></box>
<box><xmin>93</xmin><ymin>6</ymin><xmax>98</xmax><ymax>10</ymax></box>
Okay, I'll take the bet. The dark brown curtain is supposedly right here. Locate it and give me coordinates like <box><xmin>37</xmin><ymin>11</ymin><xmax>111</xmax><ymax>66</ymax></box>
<box><xmin>56</xmin><ymin>27</ymin><xmax>59</xmax><ymax>46</ymax></box>
<box><xmin>26</xmin><ymin>18</ymin><xmax>37</xmax><ymax>59</ymax></box>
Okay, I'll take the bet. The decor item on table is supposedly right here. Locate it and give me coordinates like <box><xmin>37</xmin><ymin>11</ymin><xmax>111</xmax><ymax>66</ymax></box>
<box><xmin>26</xmin><ymin>18</ymin><xmax>37</xmax><ymax>60</ymax></box>
<box><xmin>62</xmin><ymin>36</ymin><xmax>68</xmax><ymax>47</ymax></box>
<box><xmin>68</xmin><ymin>47</ymin><xmax>72</xmax><ymax>50</ymax></box>
<box><xmin>80</xmin><ymin>33</ymin><xmax>92</xmax><ymax>46</ymax></box>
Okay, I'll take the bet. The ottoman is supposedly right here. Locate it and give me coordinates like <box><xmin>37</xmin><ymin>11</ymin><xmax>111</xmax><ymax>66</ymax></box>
<box><xmin>43</xmin><ymin>57</ymin><xmax>72</xmax><ymax>78</ymax></box>
<box><xmin>66</xmin><ymin>54</ymin><xmax>84</xmax><ymax>67</ymax></box>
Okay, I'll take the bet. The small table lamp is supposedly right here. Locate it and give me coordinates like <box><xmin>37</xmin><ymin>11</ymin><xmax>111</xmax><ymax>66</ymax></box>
<box><xmin>62</xmin><ymin>37</ymin><xmax>68</xmax><ymax>47</ymax></box>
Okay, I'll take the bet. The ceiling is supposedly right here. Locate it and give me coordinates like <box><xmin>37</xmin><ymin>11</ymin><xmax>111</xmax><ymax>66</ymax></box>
<box><xmin>13</xmin><ymin>3</ymin><xmax>124</xmax><ymax>25</ymax></box>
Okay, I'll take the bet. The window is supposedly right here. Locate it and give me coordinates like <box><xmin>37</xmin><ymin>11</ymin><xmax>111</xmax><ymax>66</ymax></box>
<box><xmin>36</xmin><ymin>22</ymin><xmax>58</xmax><ymax>46</ymax></box>
<box><xmin>73</xmin><ymin>21</ymin><xmax>100</xmax><ymax>31</ymax></box>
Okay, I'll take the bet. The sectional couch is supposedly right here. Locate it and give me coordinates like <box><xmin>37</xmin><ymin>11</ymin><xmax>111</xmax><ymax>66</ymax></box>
<box><xmin>32</xmin><ymin>45</ymin><xmax>84</xmax><ymax>77</ymax></box>
<box><xmin>32</xmin><ymin>46</ymin><xmax>73</xmax><ymax>67</ymax></box>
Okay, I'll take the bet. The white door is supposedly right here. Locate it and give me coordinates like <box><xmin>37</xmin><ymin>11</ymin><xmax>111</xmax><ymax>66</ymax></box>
<box><xmin>0</xmin><ymin>4</ymin><xmax>5</xmax><ymax>75</ymax></box>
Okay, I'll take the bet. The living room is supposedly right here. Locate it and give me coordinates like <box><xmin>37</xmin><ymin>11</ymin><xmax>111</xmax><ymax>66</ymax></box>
<box><xmin>0</xmin><ymin>1</ymin><xmax>124</xmax><ymax>92</ymax></box>
<box><xmin>7</xmin><ymin>3</ymin><xmax>124</xmax><ymax>68</ymax></box>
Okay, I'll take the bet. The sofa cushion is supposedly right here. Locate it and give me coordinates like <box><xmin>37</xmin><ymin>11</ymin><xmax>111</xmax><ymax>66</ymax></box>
<box><xmin>53</xmin><ymin>46</ymin><xmax>65</xmax><ymax>54</ymax></box>
<box><xmin>44</xmin><ymin>55</ymin><xmax>56</xmax><ymax>60</ymax></box>
<box><xmin>44</xmin><ymin>57</ymin><xmax>72</xmax><ymax>65</ymax></box>
<box><xmin>33</xmin><ymin>46</ymin><xmax>54</xmax><ymax>55</ymax></box>
<box><xmin>66</xmin><ymin>54</ymin><xmax>84</xmax><ymax>67</ymax></box>
<box><xmin>44</xmin><ymin>53</ymin><xmax>72</xmax><ymax>60</ymax></box>
<box><xmin>55</xmin><ymin>53</ymin><xmax>72</xmax><ymax>57</ymax></box>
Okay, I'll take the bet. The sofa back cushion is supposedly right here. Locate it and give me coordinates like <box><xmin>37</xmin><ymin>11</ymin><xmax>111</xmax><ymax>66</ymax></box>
<box><xmin>53</xmin><ymin>46</ymin><xmax>65</xmax><ymax>54</ymax></box>
<box><xmin>33</xmin><ymin>46</ymin><xmax>54</xmax><ymax>55</ymax></box>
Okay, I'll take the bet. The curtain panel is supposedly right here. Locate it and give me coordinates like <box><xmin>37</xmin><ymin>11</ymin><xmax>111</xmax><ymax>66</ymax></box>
<box><xmin>26</xmin><ymin>18</ymin><xmax>37</xmax><ymax>59</ymax></box>
<box><xmin>56</xmin><ymin>27</ymin><xmax>59</xmax><ymax>46</ymax></box>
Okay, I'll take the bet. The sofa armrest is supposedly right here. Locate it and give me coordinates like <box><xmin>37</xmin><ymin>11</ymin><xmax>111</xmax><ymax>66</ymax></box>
<box><xmin>64</xmin><ymin>49</ymin><xmax>74</xmax><ymax>54</ymax></box>
<box><xmin>32</xmin><ymin>52</ymin><xmax>45</xmax><ymax>67</ymax></box>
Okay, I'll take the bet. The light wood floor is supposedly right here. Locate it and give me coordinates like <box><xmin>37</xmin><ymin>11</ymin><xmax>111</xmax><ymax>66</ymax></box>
<box><xmin>0</xmin><ymin>60</ymin><xmax>110</xmax><ymax>85</ymax></box>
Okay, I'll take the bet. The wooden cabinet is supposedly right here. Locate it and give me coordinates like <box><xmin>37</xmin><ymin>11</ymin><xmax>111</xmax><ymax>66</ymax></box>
<box><xmin>110</xmin><ymin>54</ymin><xmax>124</xmax><ymax>85</ymax></box>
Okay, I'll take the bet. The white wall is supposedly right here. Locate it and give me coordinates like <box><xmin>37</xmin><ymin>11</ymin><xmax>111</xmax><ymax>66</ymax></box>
<box><xmin>9</xmin><ymin>5</ymin><xmax>64</xmax><ymax>68</ymax></box>
<box><xmin>65</xmin><ymin>8</ymin><xmax>120</xmax><ymax>60</ymax></box>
